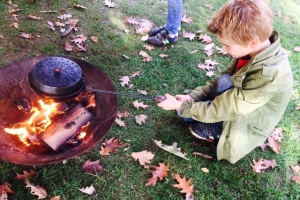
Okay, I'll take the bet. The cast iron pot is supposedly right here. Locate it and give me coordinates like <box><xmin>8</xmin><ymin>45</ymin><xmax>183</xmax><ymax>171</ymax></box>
<box><xmin>28</xmin><ymin>57</ymin><xmax>86</xmax><ymax>101</ymax></box>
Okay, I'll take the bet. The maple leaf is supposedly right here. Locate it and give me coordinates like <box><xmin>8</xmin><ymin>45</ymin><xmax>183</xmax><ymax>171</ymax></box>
<box><xmin>130</xmin><ymin>71</ymin><xmax>140</xmax><ymax>78</ymax></box>
<box><xmin>251</xmin><ymin>158</ymin><xmax>277</xmax><ymax>173</ymax></box>
<box><xmin>153</xmin><ymin>140</ymin><xmax>189</xmax><ymax>160</ymax></box>
<box><xmin>144</xmin><ymin>45</ymin><xmax>154</xmax><ymax>51</ymax></box>
<box><xmin>291</xmin><ymin>176</ymin><xmax>300</xmax><ymax>184</ymax></box>
<box><xmin>173</xmin><ymin>174</ymin><xmax>194</xmax><ymax>200</ymax></box>
<box><xmin>291</xmin><ymin>164</ymin><xmax>300</xmax><ymax>172</ymax></box>
<box><xmin>117</xmin><ymin>111</ymin><xmax>129</xmax><ymax>118</ymax></box>
<box><xmin>133</xmin><ymin>100</ymin><xmax>149</xmax><ymax>109</ymax></box>
<box><xmin>90</xmin><ymin>36</ymin><xmax>98</xmax><ymax>43</ymax></box>
<box><xmin>131</xmin><ymin>150</ymin><xmax>154</xmax><ymax>167</ymax></box>
<box><xmin>102</xmin><ymin>137</ymin><xmax>127</xmax><ymax>153</ymax></box>
<box><xmin>15</xmin><ymin>170</ymin><xmax>36</xmax><ymax>180</ymax></box>
<box><xmin>0</xmin><ymin>182</ymin><xmax>14</xmax><ymax>195</ymax></box>
<box><xmin>146</xmin><ymin>163</ymin><xmax>169</xmax><ymax>186</ymax></box>
<box><xmin>181</xmin><ymin>14</ymin><xmax>193</xmax><ymax>24</ymax></box>
<box><xmin>25</xmin><ymin>179</ymin><xmax>48</xmax><ymax>199</ymax></box>
<box><xmin>103</xmin><ymin>0</ymin><xmax>115</xmax><ymax>8</ymax></box>
<box><xmin>78</xmin><ymin>185</ymin><xmax>95</xmax><ymax>195</ymax></box>
<box><xmin>20</xmin><ymin>33</ymin><xmax>34</xmax><ymax>39</ymax></box>
<box><xmin>198</xmin><ymin>34</ymin><xmax>212</xmax><ymax>44</ymax></box>
<box><xmin>183</xmin><ymin>30</ymin><xmax>195</xmax><ymax>41</ymax></box>
<box><xmin>125</xmin><ymin>16</ymin><xmax>139</xmax><ymax>25</ymax></box>
<box><xmin>206</xmin><ymin>70</ymin><xmax>215</xmax><ymax>77</ymax></box>
<box><xmin>119</xmin><ymin>76</ymin><xmax>130</xmax><ymax>87</ymax></box>
<box><xmin>135</xmin><ymin>114</ymin><xmax>147</xmax><ymax>125</ymax></box>
<box><xmin>115</xmin><ymin>118</ymin><xmax>126</xmax><ymax>127</ymax></box>
<box><xmin>29</xmin><ymin>15</ymin><xmax>43</xmax><ymax>20</ymax></box>
<box><xmin>57</xmin><ymin>14</ymin><xmax>72</xmax><ymax>20</ymax></box>
<box><xmin>82</xmin><ymin>159</ymin><xmax>105</xmax><ymax>174</ymax></box>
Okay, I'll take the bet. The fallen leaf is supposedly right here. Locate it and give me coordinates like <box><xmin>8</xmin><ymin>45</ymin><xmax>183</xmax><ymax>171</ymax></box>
<box><xmin>103</xmin><ymin>0</ymin><xmax>115</xmax><ymax>8</ymax></box>
<box><xmin>9</xmin><ymin>8</ymin><xmax>23</xmax><ymax>14</ymax></box>
<box><xmin>139</xmin><ymin>50</ymin><xmax>149</xmax><ymax>58</ymax></box>
<box><xmin>141</xmin><ymin>35</ymin><xmax>148</xmax><ymax>41</ymax></box>
<box><xmin>201</xmin><ymin>167</ymin><xmax>209</xmax><ymax>173</ymax></box>
<box><xmin>206</xmin><ymin>70</ymin><xmax>215</xmax><ymax>77</ymax></box>
<box><xmin>122</xmin><ymin>54</ymin><xmax>130</xmax><ymax>59</ymax></box>
<box><xmin>64</xmin><ymin>42</ymin><xmax>74</xmax><ymax>52</ymax></box>
<box><xmin>117</xmin><ymin>111</ymin><xmax>129</xmax><ymax>118</ymax></box>
<box><xmin>0</xmin><ymin>35</ymin><xmax>4</xmax><ymax>39</ymax></box>
<box><xmin>20</xmin><ymin>33</ymin><xmax>34</xmax><ymax>39</ymax></box>
<box><xmin>102</xmin><ymin>137</ymin><xmax>127</xmax><ymax>153</ymax></box>
<box><xmin>216</xmin><ymin>46</ymin><xmax>228</xmax><ymax>55</ymax></box>
<box><xmin>193</xmin><ymin>152</ymin><xmax>213</xmax><ymax>159</ymax></box>
<box><xmin>173</xmin><ymin>174</ymin><xmax>194</xmax><ymax>200</ymax></box>
<box><xmin>144</xmin><ymin>45</ymin><xmax>154</xmax><ymax>51</ymax></box>
<box><xmin>119</xmin><ymin>76</ymin><xmax>130</xmax><ymax>87</ymax></box>
<box><xmin>25</xmin><ymin>179</ymin><xmax>47</xmax><ymax>199</ymax></box>
<box><xmin>124</xmin><ymin>29</ymin><xmax>129</xmax><ymax>33</ymax></box>
<box><xmin>82</xmin><ymin>159</ymin><xmax>105</xmax><ymax>174</ymax></box>
<box><xmin>99</xmin><ymin>146</ymin><xmax>110</xmax><ymax>155</ymax></box>
<box><xmin>291</xmin><ymin>164</ymin><xmax>300</xmax><ymax>172</ymax></box>
<box><xmin>198</xmin><ymin>34</ymin><xmax>212</xmax><ymax>44</ymax></box>
<box><xmin>15</xmin><ymin>170</ymin><xmax>36</xmax><ymax>180</ymax></box>
<box><xmin>71</xmin><ymin>34</ymin><xmax>88</xmax><ymax>44</ymax></box>
<box><xmin>47</xmin><ymin>21</ymin><xmax>56</xmax><ymax>31</ymax></box>
<box><xmin>183</xmin><ymin>30</ymin><xmax>195</xmax><ymax>41</ymax></box>
<box><xmin>146</xmin><ymin>163</ymin><xmax>169</xmax><ymax>186</ymax></box>
<box><xmin>153</xmin><ymin>140</ymin><xmax>189</xmax><ymax>160</ymax></box>
<box><xmin>130</xmin><ymin>71</ymin><xmax>140</xmax><ymax>78</ymax></box>
<box><xmin>78</xmin><ymin>185</ymin><xmax>95</xmax><ymax>195</ymax></box>
<box><xmin>29</xmin><ymin>15</ymin><xmax>43</xmax><ymax>20</ymax></box>
<box><xmin>137</xmin><ymin>89</ymin><xmax>147</xmax><ymax>95</ymax></box>
<box><xmin>294</xmin><ymin>47</ymin><xmax>300</xmax><ymax>52</ymax></box>
<box><xmin>133</xmin><ymin>100</ymin><xmax>149</xmax><ymax>109</ymax></box>
<box><xmin>57</xmin><ymin>14</ymin><xmax>72</xmax><ymax>20</ymax></box>
<box><xmin>0</xmin><ymin>190</ymin><xmax>8</xmax><ymax>200</ymax></box>
<box><xmin>181</xmin><ymin>14</ymin><xmax>192</xmax><ymax>24</ymax></box>
<box><xmin>125</xmin><ymin>16</ymin><xmax>139</xmax><ymax>25</ymax></box>
<box><xmin>90</xmin><ymin>36</ymin><xmax>98</xmax><ymax>43</ymax></box>
<box><xmin>296</xmin><ymin>103</ymin><xmax>300</xmax><ymax>110</ymax></box>
<box><xmin>131</xmin><ymin>150</ymin><xmax>154</xmax><ymax>167</ymax></box>
<box><xmin>10</xmin><ymin>21</ymin><xmax>19</xmax><ymax>28</ymax></box>
<box><xmin>159</xmin><ymin>54</ymin><xmax>168</xmax><ymax>58</ymax></box>
<box><xmin>204</xmin><ymin>3</ymin><xmax>213</xmax><ymax>9</ymax></box>
<box><xmin>205</xmin><ymin>59</ymin><xmax>218</xmax><ymax>66</ymax></box>
<box><xmin>135</xmin><ymin>114</ymin><xmax>147</xmax><ymax>125</ymax></box>
<box><xmin>50</xmin><ymin>196</ymin><xmax>61</xmax><ymax>200</ymax></box>
<box><xmin>251</xmin><ymin>158</ymin><xmax>277</xmax><ymax>173</ymax></box>
<box><xmin>74</xmin><ymin>4</ymin><xmax>87</xmax><ymax>9</ymax></box>
<box><xmin>0</xmin><ymin>182</ymin><xmax>14</xmax><ymax>195</ymax></box>
<box><xmin>291</xmin><ymin>175</ymin><xmax>300</xmax><ymax>184</ymax></box>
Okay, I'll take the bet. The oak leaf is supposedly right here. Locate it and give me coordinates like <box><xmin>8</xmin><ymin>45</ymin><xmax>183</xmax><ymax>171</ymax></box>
<box><xmin>146</xmin><ymin>163</ymin><xmax>169</xmax><ymax>186</ymax></box>
<box><xmin>133</xmin><ymin>100</ymin><xmax>149</xmax><ymax>109</ymax></box>
<box><xmin>0</xmin><ymin>182</ymin><xmax>14</xmax><ymax>195</ymax></box>
<box><xmin>291</xmin><ymin>176</ymin><xmax>300</xmax><ymax>184</ymax></box>
<box><xmin>131</xmin><ymin>150</ymin><xmax>154</xmax><ymax>167</ymax></box>
<box><xmin>181</xmin><ymin>14</ymin><xmax>192</xmax><ymax>24</ymax></box>
<box><xmin>115</xmin><ymin>118</ymin><xmax>126</xmax><ymax>127</ymax></box>
<box><xmin>9</xmin><ymin>8</ymin><xmax>23</xmax><ymax>14</ymax></box>
<box><xmin>102</xmin><ymin>137</ymin><xmax>127</xmax><ymax>153</ymax></box>
<box><xmin>57</xmin><ymin>14</ymin><xmax>72</xmax><ymax>20</ymax></box>
<box><xmin>15</xmin><ymin>170</ymin><xmax>36</xmax><ymax>180</ymax></box>
<box><xmin>183</xmin><ymin>30</ymin><xmax>195</xmax><ymax>41</ymax></box>
<box><xmin>78</xmin><ymin>185</ymin><xmax>95</xmax><ymax>195</ymax></box>
<box><xmin>206</xmin><ymin>70</ymin><xmax>215</xmax><ymax>77</ymax></box>
<box><xmin>117</xmin><ymin>111</ymin><xmax>129</xmax><ymax>118</ymax></box>
<box><xmin>216</xmin><ymin>46</ymin><xmax>228</xmax><ymax>55</ymax></box>
<box><xmin>173</xmin><ymin>174</ymin><xmax>194</xmax><ymax>200</ymax></box>
<box><xmin>25</xmin><ymin>179</ymin><xmax>47</xmax><ymax>199</ymax></box>
<box><xmin>125</xmin><ymin>16</ymin><xmax>139</xmax><ymax>25</ymax></box>
<box><xmin>99</xmin><ymin>146</ymin><xmax>110</xmax><ymax>155</ymax></box>
<box><xmin>82</xmin><ymin>159</ymin><xmax>105</xmax><ymax>174</ymax></box>
<box><xmin>130</xmin><ymin>71</ymin><xmax>140</xmax><ymax>78</ymax></box>
<box><xmin>119</xmin><ymin>76</ymin><xmax>130</xmax><ymax>87</ymax></box>
<box><xmin>135</xmin><ymin>114</ymin><xmax>147</xmax><ymax>125</ymax></box>
<box><xmin>198</xmin><ymin>34</ymin><xmax>212</xmax><ymax>44</ymax></box>
<box><xmin>103</xmin><ymin>0</ymin><xmax>115</xmax><ymax>8</ymax></box>
<box><xmin>251</xmin><ymin>158</ymin><xmax>277</xmax><ymax>173</ymax></box>
<box><xmin>0</xmin><ymin>190</ymin><xmax>8</xmax><ymax>200</ymax></box>
<box><xmin>153</xmin><ymin>140</ymin><xmax>189</xmax><ymax>160</ymax></box>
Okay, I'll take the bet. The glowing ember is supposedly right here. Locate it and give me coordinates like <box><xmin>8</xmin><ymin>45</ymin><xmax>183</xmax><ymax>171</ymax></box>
<box><xmin>4</xmin><ymin>100</ymin><xmax>63</xmax><ymax>146</ymax></box>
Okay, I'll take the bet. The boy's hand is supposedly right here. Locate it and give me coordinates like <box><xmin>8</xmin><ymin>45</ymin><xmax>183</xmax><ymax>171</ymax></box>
<box><xmin>157</xmin><ymin>94</ymin><xmax>183</xmax><ymax>110</ymax></box>
<box><xmin>174</xmin><ymin>94</ymin><xmax>192</xmax><ymax>102</ymax></box>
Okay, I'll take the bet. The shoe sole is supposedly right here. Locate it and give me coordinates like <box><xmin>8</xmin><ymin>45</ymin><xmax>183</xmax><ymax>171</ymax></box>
<box><xmin>189</xmin><ymin>126</ymin><xmax>214</xmax><ymax>142</ymax></box>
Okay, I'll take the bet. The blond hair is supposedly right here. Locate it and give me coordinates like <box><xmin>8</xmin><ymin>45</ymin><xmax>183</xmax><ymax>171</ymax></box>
<box><xmin>207</xmin><ymin>0</ymin><xmax>273</xmax><ymax>45</ymax></box>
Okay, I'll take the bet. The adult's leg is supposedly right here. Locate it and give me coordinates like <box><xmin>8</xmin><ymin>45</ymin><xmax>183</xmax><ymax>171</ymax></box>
<box><xmin>165</xmin><ymin>0</ymin><xmax>183</xmax><ymax>37</ymax></box>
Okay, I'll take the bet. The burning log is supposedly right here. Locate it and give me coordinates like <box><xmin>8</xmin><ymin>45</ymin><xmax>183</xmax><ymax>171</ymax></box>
<box><xmin>39</xmin><ymin>103</ymin><xmax>94</xmax><ymax>151</ymax></box>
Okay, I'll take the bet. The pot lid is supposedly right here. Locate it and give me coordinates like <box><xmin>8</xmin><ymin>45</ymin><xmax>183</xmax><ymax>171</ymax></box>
<box><xmin>30</xmin><ymin>57</ymin><xmax>82</xmax><ymax>87</ymax></box>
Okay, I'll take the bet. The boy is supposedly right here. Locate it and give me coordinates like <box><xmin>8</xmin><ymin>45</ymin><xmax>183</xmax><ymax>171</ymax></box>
<box><xmin>157</xmin><ymin>0</ymin><xmax>293</xmax><ymax>164</ymax></box>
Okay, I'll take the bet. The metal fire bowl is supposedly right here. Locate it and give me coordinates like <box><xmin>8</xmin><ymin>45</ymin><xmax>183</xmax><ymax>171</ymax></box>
<box><xmin>0</xmin><ymin>55</ymin><xmax>118</xmax><ymax>165</ymax></box>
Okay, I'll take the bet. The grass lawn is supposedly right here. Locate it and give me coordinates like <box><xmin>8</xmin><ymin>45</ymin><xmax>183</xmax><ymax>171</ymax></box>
<box><xmin>0</xmin><ymin>0</ymin><xmax>300</xmax><ymax>199</ymax></box>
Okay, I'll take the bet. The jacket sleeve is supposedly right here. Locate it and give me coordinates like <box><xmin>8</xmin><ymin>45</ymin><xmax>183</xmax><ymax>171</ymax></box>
<box><xmin>179</xmin><ymin>69</ymin><xmax>279</xmax><ymax>123</ymax></box>
<box><xmin>184</xmin><ymin>59</ymin><xmax>237</xmax><ymax>102</ymax></box>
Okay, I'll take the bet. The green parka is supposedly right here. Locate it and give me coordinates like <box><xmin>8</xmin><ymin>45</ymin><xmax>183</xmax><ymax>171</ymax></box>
<box><xmin>179</xmin><ymin>32</ymin><xmax>293</xmax><ymax>163</ymax></box>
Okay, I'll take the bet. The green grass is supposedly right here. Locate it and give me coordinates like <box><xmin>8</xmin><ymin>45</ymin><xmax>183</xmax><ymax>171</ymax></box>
<box><xmin>0</xmin><ymin>0</ymin><xmax>300</xmax><ymax>199</ymax></box>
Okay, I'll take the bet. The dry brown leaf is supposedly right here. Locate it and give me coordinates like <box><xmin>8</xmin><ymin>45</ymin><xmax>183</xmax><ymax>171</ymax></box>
<box><xmin>216</xmin><ymin>46</ymin><xmax>228</xmax><ymax>55</ymax></box>
<box><xmin>82</xmin><ymin>159</ymin><xmax>105</xmax><ymax>174</ymax></box>
<box><xmin>47</xmin><ymin>21</ymin><xmax>56</xmax><ymax>31</ymax></box>
<box><xmin>90</xmin><ymin>36</ymin><xmax>98</xmax><ymax>43</ymax></box>
<box><xmin>131</xmin><ymin>150</ymin><xmax>154</xmax><ymax>166</ymax></box>
<box><xmin>0</xmin><ymin>182</ymin><xmax>14</xmax><ymax>195</ymax></box>
<box><xmin>29</xmin><ymin>15</ymin><xmax>43</xmax><ymax>20</ymax></box>
<box><xmin>181</xmin><ymin>14</ymin><xmax>192</xmax><ymax>24</ymax></box>
<box><xmin>130</xmin><ymin>71</ymin><xmax>140</xmax><ymax>78</ymax></box>
<box><xmin>144</xmin><ymin>45</ymin><xmax>154</xmax><ymax>51</ymax></box>
<box><xmin>99</xmin><ymin>146</ymin><xmax>110</xmax><ymax>155</ymax></box>
<box><xmin>146</xmin><ymin>163</ymin><xmax>169</xmax><ymax>186</ymax></box>
<box><xmin>137</xmin><ymin>89</ymin><xmax>147</xmax><ymax>95</ymax></box>
<box><xmin>50</xmin><ymin>196</ymin><xmax>61</xmax><ymax>200</ymax></box>
<box><xmin>78</xmin><ymin>185</ymin><xmax>95</xmax><ymax>195</ymax></box>
<box><xmin>103</xmin><ymin>0</ymin><xmax>115</xmax><ymax>8</ymax></box>
<box><xmin>57</xmin><ymin>13</ymin><xmax>72</xmax><ymax>20</ymax></box>
<box><xmin>64</xmin><ymin>42</ymin><xmax>74</xmax><ymax>52</ymax></box>
<box><xmin>201</xmin><ymin>167</ymin><xmax>209</xmax><ymax>173</ymax></box>
<box><xmin>291</xmin><ymin>164</ymin><xmax>300</xmax><ymax>172</ymax></box>
<box><xmin>141</xmin><ymin>35</ymin><xmax>148</xmax><ymax>41</ymax></box>
<box><xmin>25</xmin><ymin>179</ymin><xmax>48</xmax><ymax>199</ymax></box>
<box><xmin>20</xmin><ymin>33</ymin><xmax>34</xmax><ymax>39</ymax></box>
<box><xmin>102</xmin><ymin>137</ymin><xmax>127</xmax><ymax>153</ymax></box>
<box><xmin>9</xmin><ymin>8</ymin><xmax>23</xmax><ymax>14</ymax></box>
<box><xmin>74</xmin><ymin>4</ymin><xmax>87</xmax><ymax>9</ymax></box>
<box><xmin>183</xmin><ymin>30</ymin><xmax>195</xmax><ymax>40</ymax></box>
<box><xmin>135</xmin><ymin>114</ymin><xmax>147</xmax><ymax>125</ymax></box>
<box><xmin>125</xmin><ymin>16</ymin><xmax>139</xmax><ymax>25</ymax></box>
<box><xmin>119</xmin><ymin>76</ymin><xmax>130</xmax><ymax>87</ymax></box>
<box><xmin>133</xmin><ymin>100</ymin><xmax>149</xmax><ymax>109</ymax></box>
<box><xmin>15</xmin><ymin>170</ymin><xmax>36</xmax><ymax>180</ymax></box>
<box><xmin>291</xmin><ymin>175</ymin><xmax>300</xmax><ymax>184</ymax></box>
<box><xmin>251</xmin><ymin>158</ymin><xmax>277</xmax><ymax>173</ymax></box>
<box><xmin>198</xmin><ymin>34</ymin><xmax>212</xmax><ymax>44</ymax></box>
<box><xmin>10</xmin><ymin>22</ymin><xmax>19</xmax><ymax>28</ymax></box>
<box><xmin>206</xmin><ymin>70</ymin><xmax>215</xmax><ymax>77</ymax></box>
<box><xmin>117</xmin><ymin>111</ymin><xmax>129</xmax><ymax>118</ymax></box>
<box><xmin>173</xmin><ymin>174</ymin><xmax>194</xmax><ymax>200</ymax></box>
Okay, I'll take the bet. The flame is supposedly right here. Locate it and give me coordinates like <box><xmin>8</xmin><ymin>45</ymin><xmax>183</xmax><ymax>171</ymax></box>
<box><xmin>4</xmin><ymin>100</ymin><xmax>60</xmax><ymax>146</ymax></box>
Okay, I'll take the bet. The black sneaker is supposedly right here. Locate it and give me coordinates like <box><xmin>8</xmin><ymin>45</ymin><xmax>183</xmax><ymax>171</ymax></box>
<box><xmin>147</xmin><ymin>30</ymin><xmax>178</xmax><ymax>47</ymax></box>
<box><xmin>189</xmin><ymin>121</ymin><xmax>222</xmax><ymax>142</ymax></box>
<box><xmin>149</xmin><ymin>26</ymin><xmax>165</xmax><ymax>37</ymax></box>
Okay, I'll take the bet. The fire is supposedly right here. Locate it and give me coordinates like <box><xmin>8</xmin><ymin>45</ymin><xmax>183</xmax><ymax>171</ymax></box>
<box><xmin>4</xmin><ymin>100</ymin><xmax>61</xmax><ymax>146</ymax></box>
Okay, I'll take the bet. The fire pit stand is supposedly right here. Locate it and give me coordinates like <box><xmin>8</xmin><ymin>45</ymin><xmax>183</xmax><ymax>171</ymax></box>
<box><xmin>0</xmin><ymin>55</ymin><xmax>118</xmax><ymax>165</ymax></box>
